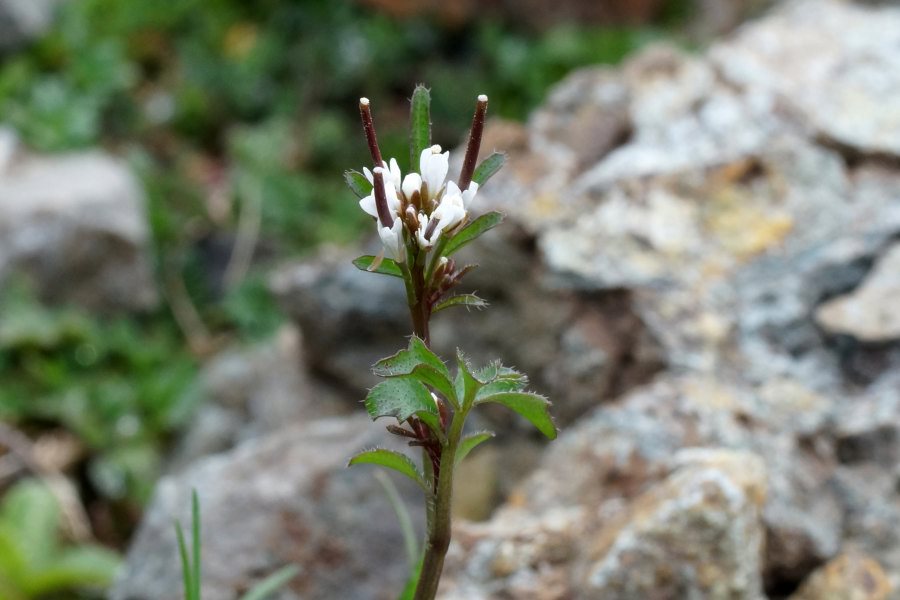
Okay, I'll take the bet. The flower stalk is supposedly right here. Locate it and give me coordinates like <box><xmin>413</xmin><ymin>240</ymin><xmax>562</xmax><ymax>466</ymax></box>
<box><xmin>346</xmin><ymin>88</ymin><xmax>555</xmax><ymax>600</ymax></box>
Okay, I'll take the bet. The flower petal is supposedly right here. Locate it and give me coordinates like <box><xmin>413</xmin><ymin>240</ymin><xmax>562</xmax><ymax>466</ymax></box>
<box><xmin>359</xmin><ymin>193</ymin><xmax>378</xmax><ymax>218</ymax></box>
<box><xmin>462</xmin><ymin>181</ymin><xmax>479</xmax><ymax>210</ymax></box>
<box><xmin>402</xmin><ymin>173</ymin><xmax>422</xmax><ymax>200</ymax></box>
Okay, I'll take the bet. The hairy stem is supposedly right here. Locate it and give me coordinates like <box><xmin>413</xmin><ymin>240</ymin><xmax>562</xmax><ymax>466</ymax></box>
<box><xmin>410</xmin><ymin>261</ymin><xmax>431</xmax><ymax>346</ymax></box>
<box><xmin>413</xmin><ymin>407</ymin><xmax>465</xmax><ymax>600</ymax></box>
<box><xmin>402</xmin><ymin>250</ymin><xmax>455</xmax><ymax>599</ymax></box>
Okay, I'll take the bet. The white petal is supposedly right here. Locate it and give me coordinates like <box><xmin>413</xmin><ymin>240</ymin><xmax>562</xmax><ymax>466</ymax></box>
<box><xmin>433</xmin><ymin>194</ymin><xmax>466</xmax><ymax>233</ymax></box>
<box><xmin>363</xmin><ymin>167</ymin><xmax>374</xmax><ymax>185</ymax></box>
<box><xmin>384</xmin><ymin>180</ymin><xmax>401</xmax><ymax>215</ymax></box>
<box><xmin>462</xmin><ymin>181</ymin><xmax>479</xmax><ymax>210</ymax></box>
<box><xmin>359</xmin><ymin>193</ymin><xmax>378</xmax><ymax>218</ymax></box>
<box><xmin>420</xmin><ymin>147</ymin><xmax>449</xmax><ymax>199</ymax></box>
<box><xmin>388</xmin><ymin>158</ymin><xmax>402</xmax><ymax>189</ymax></box>
<box><xmin>402</xmin><ymin>173</ymin><xmax>422</xmax><ymax>200</ymax></box>
<box><xmin>444</xmin><ymin>181</ymin><xmax>462</xmax><ymax>198</ymax></box>
<box><xmin>419</xmin><ymin>147</ymin><xmax>433</xmax><ymax>175</ymax></box>
<box><xmin>416</xmin><ymin>216</ymin><xmax>432</xmax><ymax>249</ymax></box>
<box><xmin>378</xmin><ymin>219</ymin><xmax>405</xmax><ymax>262</ymax></box>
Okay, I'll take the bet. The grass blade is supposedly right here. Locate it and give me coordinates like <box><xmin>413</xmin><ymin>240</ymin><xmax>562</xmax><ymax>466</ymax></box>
<box><xmin>375</xmin><ymin>471</ymin><xmax>419</xmax><ymax>569</ymax></box>
<box><xmin>191</xmin><ymin>490</ymin><xmax>201</xmax><ymax>600</ymax></box>
<box><xmin>175</xmin><ymin>520</ymin><xmax>193</xmax><ymax>600</ymax></box>
<box><xmin>239</xmin><ymin>565</ymin><xmax>299</xmax><ymax>600</ymax></box>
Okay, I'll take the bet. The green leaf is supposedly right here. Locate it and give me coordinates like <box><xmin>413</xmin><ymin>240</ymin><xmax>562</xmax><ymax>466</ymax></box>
<box><xmin>24</xmin><ymin>546</ymin><xmax>120</xmax><ymax>595</ymax></box>
<box><xmin>476</xmin><ymin>377</ymin><xmax>528</xmax><ymax>399</ymax></box>
<box><xmin>409</xmin><ymin>85</ymin><xmax>432</xmax><ymax>171</ymax></box>
<box><xmin>444</xmin><ymin>212</ymin><xmax>504</xmax><ymax>257</ymax></box>
<box><xmin>353</xmin><ymin>255</ymin><xmax>404</xmax><ymax>278</ymax></box>
<box><xmin>239</xmin><ymin>565</ymin><xmax>299</xmax><ymax>600</ymax></box>
<box><xmin>373</xmin><ymin>337</ymin><xmax>450</xmax><ymax>380</ymax></box>
<box><xmin>0</xmin><ymin>479</ymin><xmax>60</xmax><ymax>567</ymax></box>
<box><xmin>365</xmin><ymin>377</ymin><xmax>438</xmax><ymax>423</ymax></box>
<box><xmin>344</xmin><ymin>170</ymin><xmax>372</xmax><ymax>199</ymax></box>
<box><xmin>348</xmin><ymin>449</ymin><xmax>428</xmax><ymax>492</ymax></box>
<box><xmin>373</xmin><ymin>338</ymin><xmax>456</xmax><ymax>407</ymax></box>
<box><xmin>475</xmin><ymin>392</ymin><xmax>557</xmax><ymax>439</ymax></box>
<box><xmin>175</xmin><ymin>520</ymin><xmax>194</xmax><ymax>600</ymax></box>
<box><xmin>471</xmin><ymin>152</ymin><xmax>506</xmax><ymax>186</ymax></box>
<box><xmin>455</xmin><ymin>431</ymin><xmax>495</xmax><ymax>466</ymax></box>
<box><xmin>433</xmin><ymin>294</ymin><xmax>488</xmax><ymax>313</ymax></box>
<box><xmin>0</xmin><ymin>525</ymin><xmax>27</xmax><ymax>588</ymax></box>
<box><xmin>472</xmin><ymin>364</ymin><xmax>529</xmax><ymax>399</ymax></box>
<box><xmin>473</xmin><ymin>360</ymin><xmax>500</xmax><ymax>384</ymax></box>
<box><xmin>455</xmin><ymin>350</ymin><xmax>482</xmax><ymax>411</ymax></box>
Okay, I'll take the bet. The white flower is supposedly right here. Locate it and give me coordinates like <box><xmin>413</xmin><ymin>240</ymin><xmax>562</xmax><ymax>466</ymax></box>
<box><xmin>363</xmin><ymin>158</ymin><xmax>402</xmax><ymax>190</ymax></box>
<box><xmin>359</xmin><ymin>166</ymin><xmax>401</xmax><ymax>219</ymax></box>
<box><xmin>416</xmin><ymin>192</ymin><xmax>466</xmax><ymax>249</ymax></box>
<box><xmin>378</xmin><ymin>218</ymin><xmax>405</xmax><ymax>263</ymax></box>
<box><xmin>416</xmin><ymin>215</ymin><xmax>434</xmax><ymax>249</ymax></box>
<box><xmin>420</xmin><ymin>145</ymin><xmax>449</xmax><ymax>199</ymax></box>
<box><xmin>402</xmin><ymin>172</ymin><xmax>422</xmax><ymax>200</ymax></box>
<box><xmin>433</xmin><ymin>189</ymin><xmax>466</xmax><ymax>232</ymax></box>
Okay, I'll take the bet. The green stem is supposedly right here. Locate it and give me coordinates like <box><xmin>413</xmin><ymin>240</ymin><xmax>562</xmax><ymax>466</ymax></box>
<box><xmin>404</xmin><ymin>245</ymin><xmax>458</xmax><ymax>598</ymax></box>
<box><xmin>413</xmin><ymin>408</ymin><xmax>465</xmax><ymax>600</ymax></box>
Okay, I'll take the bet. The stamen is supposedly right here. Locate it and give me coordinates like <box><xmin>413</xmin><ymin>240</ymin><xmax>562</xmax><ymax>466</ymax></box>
<box><xmin>359</xmin><ymin>97</ymin><xmax>383</xmax><ymax>166</ymax></box>
<box><xmin>458</xmin><ymin>94</ymin><xmax>488</xmax><ymax>191</ymax></box>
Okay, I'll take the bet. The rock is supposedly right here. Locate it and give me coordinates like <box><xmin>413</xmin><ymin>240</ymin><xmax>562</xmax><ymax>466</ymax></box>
<box><xmin>440</xmin><ymin>446</ymin><xmax>769</xmax><ymax>599</ymax></box>
<box><xmin>711</xmin><ymin>0</ymin><xmax>900</xmax><ymax>157</ymax></box>
<box><xmin>0</xmin><ymin>0</ymin><xmax>59</xmax><ymax>53</ymax></box>
<box><xmin>0</xmin><ymin>148</ymin><xmax>158</xmax><ymax>312</ymax></box>
<box><xmin>815</xmin><ymin>243</ymin><xmax>900</xmax><ymax>343</ymax></box>
<box><xmin>0</xmin><ymin>127</ymin><xmax>17</xmax><ymax>171</ymax></box>
<box><xmin>789</xmin><ymin>553</ymin><xmax>893</xmax><ymax>600</ymax></box>
<box><xmin>269</xmin><ymin>247</ymin><xmax>412</xmax><ymax>393</ymax></box>
<box><xmin>168</xmin><ymin>325</ymin><xmax>338</xmax><ymax>471</ymax></box>
<box><xmin>581</xmin><ymin>450</ymin><xmax>767</xmax><ymax>599</ymax></box>
<box><xmin>111</xmin><ymin>416</ymin><xmax>423</xmax><ymax>600</ymax></box>
<box><xmin>437</xmin><ymin>374</ymin><xmax>841</xmax><ymax>596</ymax></box>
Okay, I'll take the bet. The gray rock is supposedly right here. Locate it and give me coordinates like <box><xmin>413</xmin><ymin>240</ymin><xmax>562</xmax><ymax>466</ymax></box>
<box><xmin>815</xmin><ymin>243</ymin><xmax>900</xmax><ymax>343</ymax></box>
<box><xmin>0</xmin><ymin>148</ymin><xmax>158</xmax><ymax>312</ymax></box>
<box><xmin>580</xmin><ymin>450</ymin><xmax>767</xmax><ymax>600</ymax></box>
<box><xmin>111</xmin><ymin>416</ymin><xmax>424</xmax><ymax>600</ymax></box>
<box><xmin>711</xmin><ymin>0</ymin><xmax>900</xmax><ymax>157</ymax></box>
<box><xmin>0</xmin><ymin>0</ymin><xmax>59</xmax><ymax>53</ymax></box>
<box><xmin>440</xmin><ymin>445</ymin><xmax>769</xmax><ymax>599</ymax></box>
<box><xmin>788</xmin><ymin>553</ymin><xmax>893</xmax><ymax>600</ymax></box>
<box><xmin>168</xmin><ymin>325</ymin><xmax>339</xmax><ymax>471</ymax></box>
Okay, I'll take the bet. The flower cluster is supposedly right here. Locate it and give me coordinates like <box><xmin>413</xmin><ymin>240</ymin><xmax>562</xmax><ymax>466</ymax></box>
<box><xmin>356</xmin><ymin>95</ymin><xmax>486</xmax><ymax>266</ymax></box>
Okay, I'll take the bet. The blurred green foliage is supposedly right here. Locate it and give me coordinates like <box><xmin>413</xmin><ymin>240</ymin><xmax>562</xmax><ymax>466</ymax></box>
<box><xmin>0</xmin><ymin>284</ymin><xmax>200</xmax><ymax>503</ymax></box>
<box><xmin>0</xmin><ymin>0</ymin><xmax>661</xmax><ymax>257</ymax></box>
<box><xmin>0</xmin><ymin>479</ymin><xmax>120</xmax><ymax>598</ymax></box>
